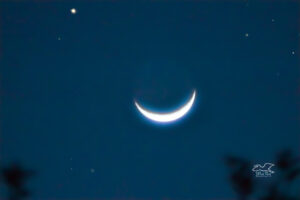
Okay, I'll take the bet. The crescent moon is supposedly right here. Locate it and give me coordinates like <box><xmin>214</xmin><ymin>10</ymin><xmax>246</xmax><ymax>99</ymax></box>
<box><xmin>134</xmin><ymin>90</ymin><xmax>196</xmax><ymax>123</ymax></box>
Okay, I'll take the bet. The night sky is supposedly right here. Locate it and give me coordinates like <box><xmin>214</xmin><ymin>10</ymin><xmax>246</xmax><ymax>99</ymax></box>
<box><xmin>0</xmin><ymin>1</ymin><xmax>299</xmax><ymax>199</ymax></box>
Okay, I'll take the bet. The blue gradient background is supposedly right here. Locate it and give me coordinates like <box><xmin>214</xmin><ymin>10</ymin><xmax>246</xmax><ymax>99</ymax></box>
<box><xmin>0</xmin><ymin>1</ymin><xmax>299</xmax><ymax>199</ymax></box>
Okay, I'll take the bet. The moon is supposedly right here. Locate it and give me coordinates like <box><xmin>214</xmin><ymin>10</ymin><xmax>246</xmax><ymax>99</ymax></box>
<box><xmin>134</xmin><ymin>90</ymin><xmax>196</xmax><ymax>123</ymax></box>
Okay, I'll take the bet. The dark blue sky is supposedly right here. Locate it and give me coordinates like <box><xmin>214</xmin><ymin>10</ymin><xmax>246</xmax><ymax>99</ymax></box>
<box><xmin>0</xmin><ymin>1</ymin><xmax>299</xmax><ymax>199</ymax></box>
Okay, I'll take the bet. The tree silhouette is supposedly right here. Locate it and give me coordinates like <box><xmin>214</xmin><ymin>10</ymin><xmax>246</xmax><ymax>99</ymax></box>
<box><xmin>1</xmin><ymin>163</ymin><xmax>35</xmax><ymax>200</ymax></box>
<box><xmin>225</xmin><ymin>156</ymin><xmax>254</xmax><ymax>200</ymax></box>
<box><xmin>225</xmin><ymin>150</ymin><xmax>300</xmax><ymax>200</ymax></box>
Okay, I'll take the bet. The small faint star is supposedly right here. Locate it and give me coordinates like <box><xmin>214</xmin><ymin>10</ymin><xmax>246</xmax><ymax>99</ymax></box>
<box><xmin>70</xmin><ymin>168</ymin><xmax>73</xmax><ymax>171</ymax></box>
<box><xmin>245</xmin><ymin>33</ymin><xmax>249</xmax><ymax>37</ymax></box>
<box><xmin>70</xmin><ymin>8</ymin><xmax>77</xmax><ymax>14</ymax></box>
<box><xmin>272</xmin><ymin>19</ymin><xmax>275</xmax><ymax>22</ymax></box>
<box><xmin>292</xmin><ymin>51</ymin><xmax>295</xmax><ymax>55</ymax></box>
<box><xmin>90</xmin><ymin>168</ymin><xmax>95</xmax><ymax>173</ymax></box>
<box><xmin>58</xmin><ymin>37</ymin><xmax>61</xmax><ymax>41</ymax></box>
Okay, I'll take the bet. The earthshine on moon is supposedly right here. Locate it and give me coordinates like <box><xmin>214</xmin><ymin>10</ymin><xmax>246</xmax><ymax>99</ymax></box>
<box><xmin>134</xmin><ymin>90</ymin><xmax>196</xmax><ymax>123</ymax></box>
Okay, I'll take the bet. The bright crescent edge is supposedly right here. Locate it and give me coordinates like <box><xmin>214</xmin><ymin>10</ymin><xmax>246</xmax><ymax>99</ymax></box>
<box><xmin>134</xmin><ymin>90</ymin><xmax>196</xmax><ymax>123</ymax></box>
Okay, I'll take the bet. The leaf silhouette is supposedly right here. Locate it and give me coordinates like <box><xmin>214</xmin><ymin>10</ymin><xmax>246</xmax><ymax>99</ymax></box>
<box><xmin>1</xmin><ymin>163</ymin><xmax>35</xmax><ymax>200</ymax></box>
<box><xmin>286</xmin><ymin>167</ymin><xmax>300</xmax><ymax>182</ymax></box>
<box><xmin>276</xmin><ymin>150</ymin><xmax>294</xmax><ymax>171</ymax></box>
<box><xmin>225</xmin><ymin>156</ymin><xmax>254</xmax><ymax>200</ymax></box>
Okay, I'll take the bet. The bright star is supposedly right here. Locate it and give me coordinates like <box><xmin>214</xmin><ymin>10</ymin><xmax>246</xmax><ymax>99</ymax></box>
<box><xmin>70</xmin><ymin>8</ymin><xmax>77</xmax><ymax>14</ymax></box>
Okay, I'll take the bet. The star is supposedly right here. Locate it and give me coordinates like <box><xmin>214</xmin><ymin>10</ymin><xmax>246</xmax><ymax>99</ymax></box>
<box><xmin>272</xmin><ymin>19</ymin><xmax>275</xmax><ymax>22</ymax></box>
<box><xmin>90</xmin><ymin>168</ymin><xmax>95</xmax><ymax>173</ymax></box>
<box><xmin>292</xmin><ymin>51</ymin><xmax>295</xmax><ymax>55</ymax></box>
<box><xmin>58</xmin><ymin>37</ymin><xmax>61</xmax><ymax>41</ymax></box>
<box><xmin>245</xmin><ymin>33</ymin><xmax>249</xmax><ymax>37</ymax></box>
<box><xmin>70</xmin><ymin>8</ymin><xmax>77</xmax><ymax>14</ymax></box>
